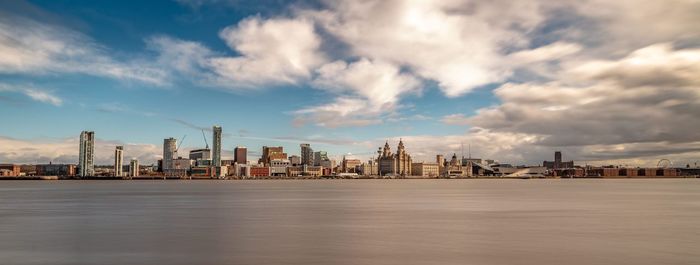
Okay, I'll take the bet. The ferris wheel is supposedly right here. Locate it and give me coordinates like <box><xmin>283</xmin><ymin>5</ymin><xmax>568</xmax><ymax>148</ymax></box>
<box><xmin>656</xmin><ymin>159</ymin><xmax>672</xmax><ymax>168</ymax></box>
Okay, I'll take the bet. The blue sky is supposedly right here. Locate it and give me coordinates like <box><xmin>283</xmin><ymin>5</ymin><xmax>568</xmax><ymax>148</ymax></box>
<box><xmin>1</xmin><ymin>0</ymin><xmax>699</xmax><ymax>166</ymax></box>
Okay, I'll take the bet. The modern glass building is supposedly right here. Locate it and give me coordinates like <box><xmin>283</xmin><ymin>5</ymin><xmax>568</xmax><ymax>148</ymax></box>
<box><xmin>78</xmin><ymin>131</ymin><xmax>95</xmax><ymax>177</ymax></box>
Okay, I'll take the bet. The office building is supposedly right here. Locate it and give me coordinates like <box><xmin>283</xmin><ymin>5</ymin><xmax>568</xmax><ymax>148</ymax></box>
<box><xmin>212</xmin><ymin>125</ymin><xmax>222</xmax><ymax>167</ymax></box>
<box><xmin>287</xmin><ymin>165</ymin><xmax>323</xmax><ymax>178</ymax></box>
<box><xmin>234</xmin><ymin>146</ymin><xmax>247</xmax><ymax>164</ymax></box>
<box><xmin>300</xmin><ymin>143</ymin><xmax>313</xmax><ymax>165</ymax></box>
<box><xmin>129</xmin><ymin>159</ymin><xmax>139</xmax><ymax>177</ymax></box>
<box><xmin>359</xmin><ymin>160</ymin><xmax>378</xmax><ymax>175</ymax></box>
<box><xmin>412</xmin><ymin>162</ymin><xmax>440</xmax><ymax>178</ymax></box>
<box><xmin>163</xmin><ymin>137</ymin><xmax>177</xmax><ymax>171</ymax></box>
<box><xmin>114</xmin><ymin>146</ymin><xmax>123</xmax><ymax>177</ymax></box>
<box><xmin>78</xmin><ymin>131</ymin><xmax>95</xmax><ymax>177</ymax></box>
<box><xmin>189</xmin><ymin>148</ymin><xmax>211</xmax><ymax>161</ymax></box>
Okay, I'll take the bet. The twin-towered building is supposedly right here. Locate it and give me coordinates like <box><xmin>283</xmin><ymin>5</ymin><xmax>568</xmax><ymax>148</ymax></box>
<box><xmin>378</xmin><ymin>139</ymin><xmax>413</xmax><ymax>176</ymax></box>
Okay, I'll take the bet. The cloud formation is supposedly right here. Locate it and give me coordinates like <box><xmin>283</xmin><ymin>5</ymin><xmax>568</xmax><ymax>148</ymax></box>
<box><xmin>0</xmin><ymin>16</ymin><xmax>167</xmax><ymax>85</ymax></box>
<box><xmin>0</xmin><ymin>83</ymin><xmax>63</xmax><ymax>106</ymax></box>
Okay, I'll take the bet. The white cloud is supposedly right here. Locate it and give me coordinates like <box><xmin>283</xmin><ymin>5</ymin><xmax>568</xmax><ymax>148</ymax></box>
<box><xmin>22</xmin><ymin>88</ymin><xmax>63</xmax><ymax>106</ymax></box>
<box><xmin>293</xmin><ymin>58</ymin><xmax>421</xmax><ymax>127</ymax></box>
<box><xmin>209</xmin><ymin>16</ymin><xmax>326</xmax><ymax>86</ymax></box>
<box><xmin>0</xmin><ymin>16</ymin><xmax>168</xmax><ymax>85</ymax></box>
<box><xmin>0</xmin><ymin>83</ymin><xmax>63</xmax><ymax>106</ymax></box>
<box><xmin>303</xmin><ymin>0</ymin><xmax>547</xmax><ymax>97</ymax></box>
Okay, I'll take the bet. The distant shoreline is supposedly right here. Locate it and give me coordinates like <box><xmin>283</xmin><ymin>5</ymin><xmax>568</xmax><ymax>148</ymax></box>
<box><xmin>1</xmin><ymin>176</ymin><xmax>698</xmax><ymax>181</ymax></box>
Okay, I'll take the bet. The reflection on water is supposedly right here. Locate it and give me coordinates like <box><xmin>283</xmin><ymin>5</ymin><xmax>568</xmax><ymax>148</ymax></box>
<box><xmin>1</xmin><ymin>179</ymin><xmax>699</xmax><ymax>265</ymax></box>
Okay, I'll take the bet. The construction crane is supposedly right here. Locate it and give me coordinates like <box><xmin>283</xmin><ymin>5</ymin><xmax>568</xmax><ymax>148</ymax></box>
<box><xmin>201</xmin><ymin>129</ymin><xmax>209</xmax><ymax>149</ymax></box>
<box><xmin>176</xmin><ymin>134</ymin><xmax>186</xmax><ymax>152</ymax></box>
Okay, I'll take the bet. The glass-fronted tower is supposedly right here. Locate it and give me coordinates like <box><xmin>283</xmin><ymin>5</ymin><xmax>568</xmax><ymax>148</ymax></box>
<box><xmin>78</xmin><ymin>131</ymin><xmax>95</xmax><ymax>177</ymax></box>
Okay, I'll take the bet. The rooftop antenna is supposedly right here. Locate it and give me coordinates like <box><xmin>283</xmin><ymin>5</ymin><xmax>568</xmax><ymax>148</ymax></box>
<box><xmin>201</xmin><ymin>129</ymin><xmax>209</xmax><ymax>149</ymax></box>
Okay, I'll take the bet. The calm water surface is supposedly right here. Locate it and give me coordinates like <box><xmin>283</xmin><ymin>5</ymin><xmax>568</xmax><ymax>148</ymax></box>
<box><xmin>1</xmin><ymin>179</ymin><xmax>699</xmax><ymax>265</ymax></box>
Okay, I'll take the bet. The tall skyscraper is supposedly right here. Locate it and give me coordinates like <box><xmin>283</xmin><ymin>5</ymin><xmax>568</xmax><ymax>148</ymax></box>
<box><xmin>129</xmin><ymin>159</ymin><xmax>139</xmax><ymax>177</ymax></box>
<box><xmin>212</xmin><ymin>125</ymin><xmax>222</xmax><ymax>167</ymax></box>
<box><xmin>78</xmin><ymin>131</ymin><xmax>95</xmax><ymax>177</ymax></box>
<box><xmin>163</xmin><ymin>137</ymin><xmax>177</xmax><ymax>171</ymax></box>
<box><xmin>114</xmin><ymin>146</ymin><xmax>124</xmax><ymax>177</ymax></box>
<box><xmin>234</xmin><ymin>146</ymin><xmax>247</xmax><ymax>164</ymax></box>
<box><xmin>300</xmin><ymin>143</ymin><xmax>313</xmax><ymax>166</ymax></box>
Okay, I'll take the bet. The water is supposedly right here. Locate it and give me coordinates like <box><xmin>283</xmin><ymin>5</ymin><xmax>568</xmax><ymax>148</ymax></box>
<box><xmin>1</xmin><ymin>179</ymin><xmax>698</xmax><ymax>265</ymax></box>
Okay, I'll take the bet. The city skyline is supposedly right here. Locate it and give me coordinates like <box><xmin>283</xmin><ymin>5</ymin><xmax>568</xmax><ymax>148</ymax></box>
<box><xmin>1</xmin><ymin>0</ymin><xmax>699</xmax><ymax>167</ymax></box>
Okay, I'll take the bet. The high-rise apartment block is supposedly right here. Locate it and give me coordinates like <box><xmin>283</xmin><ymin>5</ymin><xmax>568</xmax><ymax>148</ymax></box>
<box><xmin>114</xmin><ymin>146</ymin><xmax>124</xmax><ymax>177</ymax></box>
<box><xmin>300</xmin><ymin>143</ymin><xmax>313</xmax><ymax>165</ymax></box>
<box><xmin>78</xmin><ymin>131</ymin><xmax>95</xmax><ymax>177</ymax></box>
<box><xmin>212</xmin><ymin>125</ymin><xmax>222</xmax><ymax>167</ymax></box>
<box><xmin>129</xmin><ymin>159</ymin><xmax>139</xmax><ymax>177</ymax></box>
<box><xmin>163</xmin><ymin>137</ymin><xmax>177</xmax><ymax>171</ymax></box>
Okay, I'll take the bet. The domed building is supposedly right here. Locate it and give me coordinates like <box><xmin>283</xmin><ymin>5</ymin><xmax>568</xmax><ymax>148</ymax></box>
<box><xmin>378</xmin><ymin>139</ymin><xmax>412</xmax><ymax>177</ymax></box>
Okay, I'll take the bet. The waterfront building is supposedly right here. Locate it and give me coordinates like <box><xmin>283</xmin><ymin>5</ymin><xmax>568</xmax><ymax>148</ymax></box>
<box><xmin>169</xmin><ymin>157</ymin><xmax>192</xmax><ymax>177</ymax></box>
<box><xmin>163</xmin><ymin>137</ymin><xmax>177</xmax><ymax>172</ymax></box>
<box><xmin>0</xmin><ymin>164</ymin><xmax>21</xmax><ymax>177</ymax></box>
<box><xmin>35</xmin><ymin>164</ymin><xmax>76</xmax><ymax>176</ymax></box>
<box><xmin>378</xmin><ymin>139</ymin><xmax>413</xmax><ymax>177</ymax></box>
<box><xmin>261</xmin><ymin>146</ymin><xmax>287</xmax><ymax>166</ymax></box>
<box><xmin>270</xmin><ymin>159</ymin><xmax>290</xmax><ymax>177</ymax></box>
<box><xmin>359</xmin><ymin>160</ymin><xmax>378</xmax><ymax>175</ymax></box>
<box><xmin>114</xmin><ymin>146</ymin><xmax>124</xmax><ymax>177</ymax></box>
<box><xmin>234</xmin><ymin>146</ymin><xmax>247</xmax><ymax>164</ymax></box>
<box><xmin>543</xmin><ymin>151</ymin><xmax>574</xmax><ymax>169</ymax></box>
<box><xmin>129</xmin><ymin>159</ymin><xmax>139</xmax><ymax>177</ymax></box>
<box><xmin>300</xmin><ymin>143</ymin><xmax>313</xmax><ymax>166</ymax></box>
<box><xmin>342</xmin><ymin>156</ymin><xmax>362</xmax><ymax>173</ymax></box>
<box><xmin>78</xmin><ymin>131</ymin><xmax>95</xmax><ymax>177</ymax></box>
<box><xmin>212</xmin><ymin>125</ymin><xmax>222</xmax><ymax>167</ymax></box>
<box><xmin>287</xmin><ymin>165</ymin><xmax>323</xmax><ymax>178</ymax></box>
<box><xmin>412</xmin><ymin>162</ymin><xmax>440</xmax><ymax>178</ymax></box>
<box><xmin>443</xmin><ymin>153</ymin><xmax>471</xmax><ymax>177</ymax></box>
<box><xmin>250</xmin><ymin>166</ymin><xmax>270</xmax><ymax>177</ymax></box>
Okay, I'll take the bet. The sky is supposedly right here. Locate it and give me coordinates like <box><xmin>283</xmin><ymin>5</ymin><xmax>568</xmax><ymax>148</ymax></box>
<box><xmin>1</xmin><ymin>0</ymin><xmax>699</xmax><ymax>167</ymax></box>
